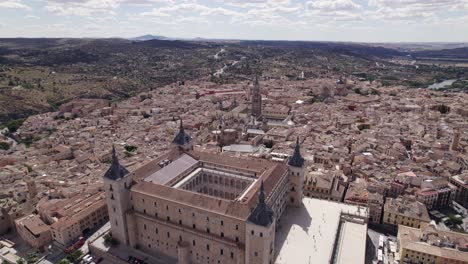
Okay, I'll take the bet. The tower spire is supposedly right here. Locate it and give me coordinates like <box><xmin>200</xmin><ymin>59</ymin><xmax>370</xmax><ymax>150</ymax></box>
<box><xmin>179</xmin><ymin>117</ymin><xmax>184</xmax><ymax>133</ymax></box>
<box><xmin>104</xmin><ymin>145</ymin><xmax>129</xmax><ymax>180</ymax></box>
<box><xmin>172</xmin><ymin>117</ymin><xmax>193</xmax><ymax>149</ymax></box>
<box><xmin>247</xmin><ymin>180</ymin><xmax>273</xmax><ymax>227</ymax></box>
<box><xmin>288</xmin><ymin>137</ymin><xmax>304</xmax><ymax>167</ymax></box>
<box><xmin>112</xmin><ymin>145</ymin><xmax>118</xmax><ymax>164</ymax></box>
<box><xmin>258</xmin><ymin>180</ymin><xmax>265</xmax><ymax>204</ymax></box>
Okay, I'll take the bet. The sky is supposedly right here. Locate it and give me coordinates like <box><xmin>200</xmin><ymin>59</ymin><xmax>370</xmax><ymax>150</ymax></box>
<box><xmin>0</xmin><ymin>0</ymin><xmax>468</xmax><ymax>42</ymax></box>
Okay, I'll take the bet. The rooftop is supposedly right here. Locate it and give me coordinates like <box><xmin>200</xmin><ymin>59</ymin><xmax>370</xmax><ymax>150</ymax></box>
<box><xmin>16</xmin><ymin>214</ymin><xmax>50</xmax><ymax>236</ymax></box>
<box><xmin>385</xmin><ymin>197</ymin><xmax>430</xmax><ymax>221</ymax></box>
<box><xmin>144</xmin><ymin>154</ymin><xmax>198</xmax><ymax>185</ymax></box>
<box><xmin>274</xmin><ymin>198</ymin><xmax>367</xmax><ymax>264</ymax></box>
<box><xmin>399</xmin><ymin>225</ymin><xmax>468</xmax><ymax>262</ymax></box>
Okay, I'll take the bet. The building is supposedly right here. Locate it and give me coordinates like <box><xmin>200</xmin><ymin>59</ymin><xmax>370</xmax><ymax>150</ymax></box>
<box><xmin>449</xmin><ymin>173</ymin><xmax>468</xmax><ymax>208</ymax></box>
<box><xmin>262</xmin><ymin>105</ymin><xmax>290</xmax><ymax>121</ymax></box>
<box><xmin>383</xmin><ymin>197</ymin><xmax>430</xmax><ymax>230</ymax></box>
<box><xmin>15</xmin><ymin>215</ymin><xmax>52</xmax><ymax>251</ymax></box>
<box><xmin>251</xmin><ymin>76</ymin><xmax>262</xmax><ymax>119</ymax></box>
<box><xmin>397</xmin><ymin>224</ymin><xmax>468</xmax><ymax>264</ymax></box>
<box><xmin>303</xmin><ymin>170</ymin><xmax>346</xmax><ymax>202</ymax></box>
<box><xmin>0</xmin><ymin>198</ymin><xmax>24</xmax><ymax>235</ymax></box>
<box><xmin>451</xmin><ymin>128</ymin><xmax>461</xmax><ymax>151</ymax></box>
<box><xmin>344</xmin><ymin>180</ymin><xmax>383</xmax><ymax>224</ymax></box>
<box><xmin>48</xmin><ymin>191</ymin><xmax>108</xmax><ymax>245</ymax></box>
<box><xmin>101</xmin><ymin>120</ymin><xmax>317</xmax><ymax>264</ymax></box>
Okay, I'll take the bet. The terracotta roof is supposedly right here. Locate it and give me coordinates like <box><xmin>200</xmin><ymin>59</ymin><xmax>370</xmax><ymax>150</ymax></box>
<box><xmin>132</xmin><ymin>181</ymin><xmax>251</xmax><ymax>219</ymax></box>
<box><xmin>399</xmin><ymin>225</ymin><xmax>468</xmax><ymax>262</ymax></box>
<box><xmin>17</xmin><ymin>215</ymin><xmax>50</xmax><ymax>235</ymax></box>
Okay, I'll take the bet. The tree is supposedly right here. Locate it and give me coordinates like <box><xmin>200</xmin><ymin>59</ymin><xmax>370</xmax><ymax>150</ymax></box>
<box><xmin>124</xmin><ymin>145</ymin><xmax>137</xmax><ymax>153</ymax></box>
<box><xmin>437</xmin><ymin>104</ymin><xmax>450</xmax><ymax>114</ymax></box>
<box><xmin>66</xmin><ymin>249</ymin><xmax>83</xmax><ymax>263</ymax></box>
<box><xmin>0</xmin><ymin>142</ymin><xmax>10</xmax><ymax>150</ymax></box>
<box><xmin>57</xmin><ymin>259</ymin><xmax>70</xmax><ymax>264</ymax></box>
<box><xmin>16</xmin><ymin>259</ymin><xmax>25</xmax><ymax>264</ymax></box>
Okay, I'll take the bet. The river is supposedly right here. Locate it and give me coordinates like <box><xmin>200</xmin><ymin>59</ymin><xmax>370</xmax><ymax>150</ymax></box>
<box><xmin>428</xmin><ymin>79</ymin><xmax>457</xmax><ymax>90</ymax></box>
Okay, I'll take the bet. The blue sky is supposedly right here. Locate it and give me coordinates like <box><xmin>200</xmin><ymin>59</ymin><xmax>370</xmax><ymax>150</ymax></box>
<box><xmin>0</xmin><ymin>0</ymin><xmax>467</xmax><ymax>42</ymax></box>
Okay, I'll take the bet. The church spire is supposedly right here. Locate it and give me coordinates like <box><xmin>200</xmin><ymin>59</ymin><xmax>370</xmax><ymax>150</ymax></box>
<box><xmin>104</xmin><ymin>145</ymin><xmax>129</xmax><ymax>180</ymax></box>
<box><xmin>288</xmin><ymin>137</ymin><xmax>304</xmax><ymax>167</ymax></box>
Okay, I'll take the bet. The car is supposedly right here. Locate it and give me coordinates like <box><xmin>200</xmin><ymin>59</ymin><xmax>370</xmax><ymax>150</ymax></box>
<box><xmin>83</xmin><ymin>255</ymin><xmax>94</xmax><ymax>263</ymax></box>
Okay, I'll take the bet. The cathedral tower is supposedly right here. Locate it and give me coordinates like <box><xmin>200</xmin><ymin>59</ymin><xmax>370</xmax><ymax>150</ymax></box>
<box><xmin>251</xmin><ymin>76</ymin><xmax>262</xmax><ymax>119</ymax></box>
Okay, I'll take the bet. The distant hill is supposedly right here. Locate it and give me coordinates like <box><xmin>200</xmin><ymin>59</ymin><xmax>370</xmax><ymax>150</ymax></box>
<box><xmin>237</xmin><ymin>40</ymin><xmax>406</xmax><ymax>58</ymax></box>
<box><xmin>133</xmin><ymin>39</ymin><xmax>214</xmax><ymax>49</ymax></box>
<box><xmin>129</xmin><ymin>35</ymin><xmax>171</xmax><ymax>41</ymax></box>
<box><xmin>411</xmin><ymin>47</ymin><xmax>468</xmax><ymax>60</ymax></box>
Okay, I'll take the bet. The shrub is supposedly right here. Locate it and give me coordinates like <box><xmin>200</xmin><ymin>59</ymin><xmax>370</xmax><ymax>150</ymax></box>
<box><xmin>66</xmin><ymin>249</ymin><xmax>83</xmax><ymax>263</ymax></box>
<box><xmin>437</xmin><ymin>104</ymin><xmax>450</xmax><ymax>114</ymax></box>
<box><xmin>0</xmin><ymin>142</ymin><xmax>10</xmax><ymax>150</ymax></box>
<box><xmin>104</xmin><ymin>233</ymin><xmax>119</xmax><ymax>246</ymax></box>
<box><xmin>124</xmin><ymin>145</ymin><xmax>137</xmax><ymax>153</ymax></box>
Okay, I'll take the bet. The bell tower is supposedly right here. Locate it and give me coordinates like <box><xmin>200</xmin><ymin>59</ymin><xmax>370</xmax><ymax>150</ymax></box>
<box><xmin>251</xmin><ymin>76</ymin><xmax>262</xmax><ymax>119</ymax></box>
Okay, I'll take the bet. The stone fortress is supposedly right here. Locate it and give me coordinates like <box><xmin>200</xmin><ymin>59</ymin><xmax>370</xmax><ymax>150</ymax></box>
<box><xmin>103</xmin><ymin>117</ymin><xmax>306</xmax><ymax>264</ymax></box>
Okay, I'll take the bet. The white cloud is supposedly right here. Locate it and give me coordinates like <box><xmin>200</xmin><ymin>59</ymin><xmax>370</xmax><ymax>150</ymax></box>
<box><xmin>307</xmin><ymin>0</ymin><xmax>361</xmax><ymax>11</ymax></box>
<box><xmin>24</xmin><ymin>14</ymin><xmax>39</xmax><ymax>19</ymax></box>
<box><xmin>367</xmin><ymin>0</ymin><xmax>468</xmax><ymax>20</ymax></box>
<box><xmin>0</xmin><ymin>0</ymin><xmax>30</xmax><ymax>10</ymax></box>
<box><xmin>45</xmin><ymin>0</ymin><xmax>121</xmax><ymax>16</ymax></box>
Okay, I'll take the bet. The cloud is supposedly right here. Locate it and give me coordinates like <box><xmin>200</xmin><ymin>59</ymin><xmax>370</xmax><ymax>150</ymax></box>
<box><xmin>45</xmin><ymin>0</ymin><xmax>121</xmax><ymax>16</ymax></box>
<box><xmin>0</xmin><ymin>0</ymin><xmax>31</xmax><ymax>10</ymax></box>
<box><xmin>306</xmin><ymin>0</ymin><xmax>361</xmax><ymax>11</ymax></box>
<box><xmin>367</xmin><ymin>0</ymin><xmax>468</xmax><ymax>21</ymax></box>
<box><xmin>25</xmin><ymin>14</ymin><xmax>40</xmax><ymax>19</ymax></box>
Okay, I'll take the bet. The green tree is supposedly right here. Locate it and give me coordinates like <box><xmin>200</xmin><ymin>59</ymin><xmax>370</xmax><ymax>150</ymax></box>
<box><xmin>0</xmin><ymin>142</ymin><xmax>10</xmax><ymax>150</ymax></box>
<box><xmin>124</xmin><ymin>145</ymin><xmax>137</xmax><ymax>153</ymax></box>
<box><xmin>66</xmin><ymin>249</ymin><xmax>83</xmax><ymax>263</ymax></box>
